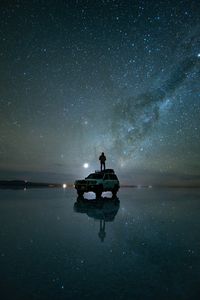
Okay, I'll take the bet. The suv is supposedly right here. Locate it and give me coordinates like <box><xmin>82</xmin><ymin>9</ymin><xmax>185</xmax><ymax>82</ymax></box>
<box><xmin>74</xmin><ymin>169</ymin><xmax>120</xmax><ymax>198</ymax></box>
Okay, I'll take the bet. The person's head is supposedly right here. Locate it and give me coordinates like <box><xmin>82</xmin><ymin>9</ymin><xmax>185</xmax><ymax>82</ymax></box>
<box><xmin>102</xmin><ymin>152</ymin><xmax>104</xmax><ymax>155</ymax></box>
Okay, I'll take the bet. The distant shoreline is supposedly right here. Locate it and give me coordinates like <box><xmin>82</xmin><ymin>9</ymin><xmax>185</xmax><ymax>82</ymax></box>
<box><xmin>120</xmin><ymin>185</ymin><xmax>200</xmax><ymax>188</ymax></box>
<box><xmin>0</xmin><ymin>180</ymin><xmax>62</xmax><ymax>189</ymax></box>
<box><xmin>0</xmin><ymin>180</ymin><xmax>200</xmax><ymax>189</ymax></box>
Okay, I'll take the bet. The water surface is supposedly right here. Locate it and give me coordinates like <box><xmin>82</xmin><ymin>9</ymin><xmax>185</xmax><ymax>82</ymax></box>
<box><xmin>0</xmin><ymin>188</ymin><xmax>199</xmax><ymax>299</ymax></box>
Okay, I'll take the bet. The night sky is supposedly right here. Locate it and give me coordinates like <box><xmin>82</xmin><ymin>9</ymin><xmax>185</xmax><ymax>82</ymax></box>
<box><xmin>0</xmin><ymin>0</ymin><xmax>200</xmax><ymax>185</ymax></box>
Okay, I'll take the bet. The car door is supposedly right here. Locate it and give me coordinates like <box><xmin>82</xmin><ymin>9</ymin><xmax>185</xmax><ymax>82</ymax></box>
<box><xmin>109</xmin><ymin>174</ymin><xmax>119</xmax><ymax>188</ymax></box>
<box><xmin>103</xmin><ymin>174</ymin><xmax>113</xmax><ymax>190</ymax></box>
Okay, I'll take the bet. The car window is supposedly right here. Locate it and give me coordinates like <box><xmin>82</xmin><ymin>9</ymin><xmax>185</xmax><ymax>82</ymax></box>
<box><xmin>109</xmin><ymin>174</ymin><xmax>118</xmax><ymax>180</ymax></box>
<box><xmin>86</xmin><ymin>174</ymin><xmax>103</xmax><ymax>179</ymax></box>
<box><xmin>104</xmin><ymin>174</ymin><xmax>109</xmax><ymax>180</ymax></box>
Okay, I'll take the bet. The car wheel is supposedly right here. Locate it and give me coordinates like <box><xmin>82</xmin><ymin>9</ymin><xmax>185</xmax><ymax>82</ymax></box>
<box><xmin>77</xmin><ymin>190</ymin><xmax>84</xmax><ymax>196</ymax></box>
<box><xmin>112</xmin><ymin>185</ymin><xmax>118</xmax><ymax>197</ymax></box>
<box><xmin>95</xmin><ymin>185</ymin><xmax>103</xmax><ymax>198</ymax></box>
<box><xmin>95</xmin><ymin>192</ymin><xmax>102</xmax><ymax>198</ymax></box>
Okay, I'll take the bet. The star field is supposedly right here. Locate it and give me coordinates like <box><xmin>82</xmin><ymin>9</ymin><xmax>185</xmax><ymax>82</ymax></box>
<box><xmin>0</xmin><ymin>0</ymin><xmax>200</xmax><ymax>184</ymax></box>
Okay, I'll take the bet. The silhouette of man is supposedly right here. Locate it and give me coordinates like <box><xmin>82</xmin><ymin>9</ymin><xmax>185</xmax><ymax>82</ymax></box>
<box><xmin>99</xmin><ymin>152</ymin><xmax>106</xmax><ymax>171</ymax></box>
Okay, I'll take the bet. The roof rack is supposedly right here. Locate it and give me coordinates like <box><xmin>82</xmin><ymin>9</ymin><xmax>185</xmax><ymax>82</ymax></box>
<box><xmin>103</xmin><ymin>169</ymin><xmax>115</xmax><ymax>173</ymax></box>
<box><xmin>95</xmin><ymin>169</ymin><xmax>115</xmax><ymax>174</ymax></box>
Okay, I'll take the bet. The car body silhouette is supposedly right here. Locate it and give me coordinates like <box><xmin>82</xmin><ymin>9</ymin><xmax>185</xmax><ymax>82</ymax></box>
<box><xmin>74</xmin><ymin>169</ymin><xmax>120</xmax><ymax>198</ymax></box>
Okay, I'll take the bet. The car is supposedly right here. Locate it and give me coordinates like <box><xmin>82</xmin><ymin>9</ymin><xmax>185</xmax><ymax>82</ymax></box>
<box><xmin>74</xmin><ymin>169</ymin><xmax>120</xmax><ymax>198</ymax></box>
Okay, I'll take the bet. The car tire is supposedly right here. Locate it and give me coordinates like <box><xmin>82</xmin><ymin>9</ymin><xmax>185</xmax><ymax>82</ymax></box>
<box><xmin>95</xmin><ymin>192</ymin><xmax>102</xmax><ymax>198</ymax></box>
<box><xmin>77</xmin><ymin>190</ymin><xmax>84</xmax><ymax>196</ymax></box>
<box><xmin>112</xmin><ymin>185</ymin><xmax>119</xmax><ymax>197</ymax></box>
<box><xmin>95</xmin><ymin>185</ymin><xmax>103</xmax><ymax>198</ymax></box>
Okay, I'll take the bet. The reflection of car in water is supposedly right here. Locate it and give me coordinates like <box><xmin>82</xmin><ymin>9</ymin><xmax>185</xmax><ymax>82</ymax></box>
<box><xmin>74</xmin><ymin>169</ymin><xmax>120</xmax><ymax>198</ymax></box>
<box><xmin>74</xmin><ymin>196</ymin><xmax>120</xmax><ymax>242</ymax></box>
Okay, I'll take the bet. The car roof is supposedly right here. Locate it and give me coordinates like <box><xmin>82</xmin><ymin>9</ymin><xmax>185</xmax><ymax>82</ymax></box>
<box><xmin>87</xmin><ymin>172</ymin><xmax>103</xmax><ymax>177</ymax></box>
<box><xmin>95</xmin><ymin>169</ymin><xmax>115</xmax><ymax>174</ymax></box>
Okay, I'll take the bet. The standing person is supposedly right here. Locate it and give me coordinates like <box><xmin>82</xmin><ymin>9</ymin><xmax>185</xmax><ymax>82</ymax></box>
<box><xmin>99</xmin><ymin>152</ymin><xmax>106</xmax><ymax>171</ymax></box>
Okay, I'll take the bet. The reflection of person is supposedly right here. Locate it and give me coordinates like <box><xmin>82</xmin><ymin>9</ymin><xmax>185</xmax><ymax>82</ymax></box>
<box><xmin>99</xmin><ymin>152</ymin><xmax>106</xmax><ymax>171</ymax></box>
<box><xmin>98</xmin><ymin>219</ymin><xmax>106</xmax><ymax>242</ymax></box>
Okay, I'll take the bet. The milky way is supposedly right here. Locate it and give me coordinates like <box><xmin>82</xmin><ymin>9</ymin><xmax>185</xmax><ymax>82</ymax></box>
<box><xmin>110</xmin><ymin>26</ymin><xmax>200</xmax><ymax>163</ymax></box>
<box><xmin>0</xmin><ymin>1</ymin><xmax>200</xmax><ymax>184</ymax></box>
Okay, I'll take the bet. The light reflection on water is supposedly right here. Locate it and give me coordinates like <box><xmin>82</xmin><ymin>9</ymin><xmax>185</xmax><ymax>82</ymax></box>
<box><xmin>0</xmin><ymin>188</ymin><xmax>200</xmax><ymax>299</ymax></box>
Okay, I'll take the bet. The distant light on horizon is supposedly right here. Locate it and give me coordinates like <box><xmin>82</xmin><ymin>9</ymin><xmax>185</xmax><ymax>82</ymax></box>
<box><xmin>63</xmin><ymin>183</ymin><xmax>67</xmax><ymax>188</ymax></box>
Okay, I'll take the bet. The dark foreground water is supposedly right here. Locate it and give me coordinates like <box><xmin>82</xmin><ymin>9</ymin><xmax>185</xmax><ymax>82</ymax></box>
<box><xmin>0</xmin><ymin>188</ymin><xmax>200</xmax><ymax>300</ymax></box>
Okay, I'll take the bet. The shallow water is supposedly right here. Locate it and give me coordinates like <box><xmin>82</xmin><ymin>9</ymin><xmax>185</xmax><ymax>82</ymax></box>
<box><xmin>0</xmin><ymin>188</ymin><xmax>200</xmax><ymax>300</ymax></box>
